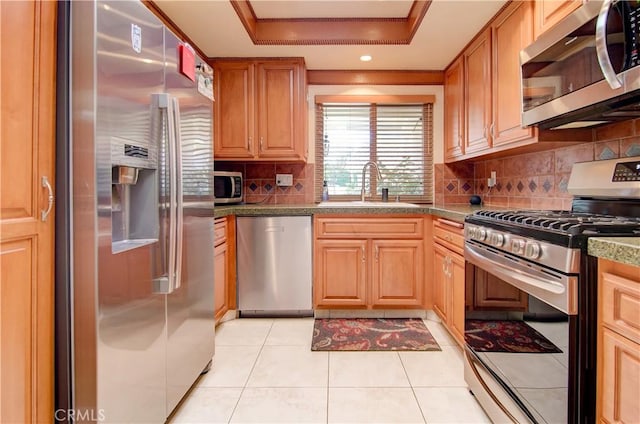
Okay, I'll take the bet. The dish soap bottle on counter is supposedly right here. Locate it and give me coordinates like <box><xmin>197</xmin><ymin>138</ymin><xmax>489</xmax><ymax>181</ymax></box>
<box><xmin>322</xmin><ymin>180</ymin><xmax>329</xmax><ymax>201</ymax></box>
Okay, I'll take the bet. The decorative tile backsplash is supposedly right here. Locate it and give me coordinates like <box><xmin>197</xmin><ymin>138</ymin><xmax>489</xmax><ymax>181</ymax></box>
<box><xmin>217</xmin><ymin>119</ymin><xmax>640</xmax><ymax>207</ymax></box>
<box><xmin>435</xmin><ymin>118</ymin><xmax>640</xmax><ymax>209</ymax></box>
<box><xmin>215</xmin><ymin>162</ymin><xmax>314</xmax><ymax>205</ymax></box>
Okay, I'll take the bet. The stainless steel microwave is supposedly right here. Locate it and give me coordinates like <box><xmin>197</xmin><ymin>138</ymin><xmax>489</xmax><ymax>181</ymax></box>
<box><xmin>213</xmin><ymin>171</ymin><xmax>243</xmax><ymax>204</ymax></box>
<box><xmin>521</xmin><ymin>0</ymin><xmax>640</xmax><ymax>130</ymax></box>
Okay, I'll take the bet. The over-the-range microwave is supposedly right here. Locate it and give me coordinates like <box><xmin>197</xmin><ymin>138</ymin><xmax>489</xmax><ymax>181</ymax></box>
<box><xmin>521</xmin><ymin>0</ymin><xmax>640</xmax><ymax>130</ymax></box>
<box><xmin>214</xmin><ymin>171</ymin><xmax>243</xmax><ymax>204</ymax></box>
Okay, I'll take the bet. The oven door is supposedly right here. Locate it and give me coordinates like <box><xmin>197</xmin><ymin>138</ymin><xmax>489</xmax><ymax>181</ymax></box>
<box><xmin>464</xmin><ymin>240</ymin><xmax>579</xmax><ymax>424</ymax></box>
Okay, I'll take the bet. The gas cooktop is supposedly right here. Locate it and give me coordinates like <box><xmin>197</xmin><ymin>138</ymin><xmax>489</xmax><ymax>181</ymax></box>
<box><xmin>470</xmin><ymin>210</ymin><xmax>640</xmax><ymax>236</ymax></box>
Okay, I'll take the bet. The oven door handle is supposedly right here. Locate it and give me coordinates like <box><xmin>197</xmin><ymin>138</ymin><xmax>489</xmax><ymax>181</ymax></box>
<box><xmin>465</xmin><ymin>242</ymin><xmax>577</xmax><ymax>314</ymax></box>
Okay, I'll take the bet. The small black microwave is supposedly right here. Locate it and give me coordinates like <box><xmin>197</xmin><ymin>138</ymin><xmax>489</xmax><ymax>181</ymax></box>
<box><xmin>213</xmin><ymin>171</ymin><xmax>243</xmax><ymax>204</ymax></box>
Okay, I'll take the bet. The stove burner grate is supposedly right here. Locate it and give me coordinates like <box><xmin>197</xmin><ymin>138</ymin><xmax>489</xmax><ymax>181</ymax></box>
<box><xmin>472</xmin><ymin>210</ymin><xmax>640</xmax><ymax>236</ymax></box>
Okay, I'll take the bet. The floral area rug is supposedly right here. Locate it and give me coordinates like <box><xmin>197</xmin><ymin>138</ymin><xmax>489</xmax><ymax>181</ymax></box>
<box><xmin>465</xmin><ymin>319</ymin><xmax>562</xmax><ymax>353</ymax></box>
<box><xmin>311</xmin><ymin>318</ymin><xmax>441</xmax><ymax>351</ymax></box>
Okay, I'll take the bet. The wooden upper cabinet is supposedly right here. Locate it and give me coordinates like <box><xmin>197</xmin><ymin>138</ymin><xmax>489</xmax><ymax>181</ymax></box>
<box><xmin>534</xmin><ymin>0</ymin><xmax>582</xmax><ymax>39</ymax></box>
<box><xmin>492</xmin><ymin>1</ymin><xmax>536</xmax><ymax>147</ymax></box>
<box><xmin>213</xmin><ymin>58</ymin><xmax>307</xmax><ymax>161</ymax></box>
<box><xmin>214</xmin><ymin>62</ymin><xmax>255</xmax><ymax>159</ymax></box>
<box><xmin>444</xmin><ymin>56</ymin><xmax>465</xmax><ymax>161</ymax></box>
<box><xmin>464</xmin><ymin>28</ymin><xmax>492</xmax><ymax>154</ymax></box>
<box><xmin>256</xmin><ymin>61</ymin><xmax>305</xmax><ymax>159</ymax></box>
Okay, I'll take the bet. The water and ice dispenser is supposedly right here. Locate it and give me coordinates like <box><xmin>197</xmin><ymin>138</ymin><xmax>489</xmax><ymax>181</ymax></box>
<box><xmin>111</xmin><ymin>136</ymin><xmax>159</xmax><ymax>253</ymax></box>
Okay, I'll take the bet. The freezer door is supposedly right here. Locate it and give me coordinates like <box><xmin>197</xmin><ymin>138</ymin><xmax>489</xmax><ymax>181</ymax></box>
<box><xmin>163</xmin><ymin>29</ymin><xmax>216</xmax><ymax>415</ymax></box>
<box><xmin>92</xmin><ymin>1</ymin><xmax>167</xmax><ymax>422</ymax></box>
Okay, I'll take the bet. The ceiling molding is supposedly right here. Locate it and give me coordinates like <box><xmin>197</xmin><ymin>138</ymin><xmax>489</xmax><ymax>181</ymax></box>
<box><xmin>230</xmin><ymin>0</ymin><xmax>432</xmax><ymax>45</ymax></box>
<box><xmin>145</xmin><ymin>1</ymin><xmax>208</xmax><ymax>59</ymax></box>
<box><xmin>307</xmin><ymin>70</ymin><xmax>444</xmax><ymax>85</ymax></box>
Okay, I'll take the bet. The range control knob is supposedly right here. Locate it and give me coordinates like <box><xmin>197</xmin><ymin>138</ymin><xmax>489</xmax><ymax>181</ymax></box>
<box><xmin>525</xmin><ymin>242</ymin><xmax>541</xmax><ymax>259</ymax></box>
<box><xmin>491</xmin><ymin>232</ymin><xmax>505</xmax><ymax>247</ymax></box>
<box><xmin>511</xmin><ymin>239</ymin><xmax>525</xmax><ymax>255</ymax></box>
<box><xmin>476</xmin><ymin>228</ymin><xmax>487</xmax><ymax>241</ymax></box>
<box><xmin>468</xmin><ymin>227</ymin><xmax>476</xmax><ymax>239</ymax></box>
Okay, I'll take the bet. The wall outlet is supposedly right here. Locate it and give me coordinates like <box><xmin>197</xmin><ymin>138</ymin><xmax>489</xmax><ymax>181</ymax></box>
<box><xmin>276</xmin><ymin>174</ymin><xmax>293</xmax><ymax>186</ymax></box>
<box><xmin>488</xmin><ymin>171</ymin><xmax>497</xmax><ymax>188</ymax></box>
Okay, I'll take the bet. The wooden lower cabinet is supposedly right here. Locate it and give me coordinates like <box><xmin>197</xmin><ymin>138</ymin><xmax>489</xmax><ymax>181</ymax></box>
<box><xmin>433</xmin><ymin>225</ymin><xmax>466</xmax><ymax>346</ymax></box>
<box><xmin>597</xmin><ymin>259</ymin><xmax>640</xmax><ymax>424</ymax></box>
<box><xmin>214</xmin><ymin>239</ymin><xmax>228</xmax><ymax>321</ymax></box>
<box><xmin>371</xmin><ymin>239</ymin><xmax>424</xmax><ymax>307</ymax></box>
<box><xmin>214</xmin><ymin>216</ymin><xmax>236</xmax><ymax>324</ymax></box>
<box><xmin>314</xmin><ymin>239</ymin><xmax>367</xmax><ymax>307</ymax></box>
<box><xmin>313</xmin><ymin>216</ymin><xmax>424</xmax><ymax>309</ymax></box>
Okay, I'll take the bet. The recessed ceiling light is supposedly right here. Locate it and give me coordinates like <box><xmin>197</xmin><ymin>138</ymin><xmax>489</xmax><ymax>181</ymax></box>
<box><xmin>360</xmin><ymin>55</ymin><xmax>372</xmax><ymax>62</ymax></box>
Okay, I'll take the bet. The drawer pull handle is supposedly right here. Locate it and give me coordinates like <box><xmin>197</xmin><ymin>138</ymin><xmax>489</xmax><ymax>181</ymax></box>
<box><xmin>438</xmin><ymin>218</ymin><xmax>463</xmax><ymax>229</ymax></box>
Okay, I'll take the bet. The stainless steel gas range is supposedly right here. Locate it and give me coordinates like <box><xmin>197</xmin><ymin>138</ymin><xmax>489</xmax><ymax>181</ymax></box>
<box><xmin>463</xmin><ymin>157</ymin><xmax>640</xmax><ymax>424</ymax></box>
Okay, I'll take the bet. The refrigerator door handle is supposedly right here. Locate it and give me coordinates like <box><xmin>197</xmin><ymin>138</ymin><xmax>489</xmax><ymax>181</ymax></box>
<box><xmin>151</xmin><ymin>93</ymin><xmax>178</xmax><ymax>294</ymax></box>
<box><xmin>166</xmin><ymin>94</ymin><xmax>179</xmax><ymax>294</ymax></box>
<box><xmin>171</xmin><ymin>97</ymin><xmax>184</xmax><ymax>291</ymax></box>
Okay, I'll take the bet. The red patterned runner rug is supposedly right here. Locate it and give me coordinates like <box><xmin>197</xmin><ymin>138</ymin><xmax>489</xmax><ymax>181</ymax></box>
<box><xmin>465</xmin><ymin>319</ymin><xmax>563</xmax><ymax>353</ymax></box>
<box><xmin>311</xmin><ymin>318</ymin><xmax>441</xmax><ymax>351</ymax></box>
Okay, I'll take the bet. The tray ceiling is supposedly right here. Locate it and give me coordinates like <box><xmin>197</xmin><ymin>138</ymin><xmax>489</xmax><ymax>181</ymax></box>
<box><xmin>153</xmin><ymin>0</ymin><xmax>507</xmax><ymax>70</ymax></box>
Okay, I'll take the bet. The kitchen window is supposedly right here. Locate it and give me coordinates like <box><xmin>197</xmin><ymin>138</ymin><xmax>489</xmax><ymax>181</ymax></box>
<box><xmin>315</xmin><ymin>95</ymin><xmax>434</xmax><ymax>203</ymax></box>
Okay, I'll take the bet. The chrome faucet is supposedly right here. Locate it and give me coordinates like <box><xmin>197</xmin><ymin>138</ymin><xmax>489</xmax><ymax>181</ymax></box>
<box><xmin>361</xmin><ymin>161</ymin><xmax>383</xmax><ymax>201</ymax></box>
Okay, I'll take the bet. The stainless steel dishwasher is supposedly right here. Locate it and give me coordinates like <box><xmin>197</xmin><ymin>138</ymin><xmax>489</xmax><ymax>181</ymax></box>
<box><xmin>237</xmin><ymin>216</ymin><xmax>313</xmax><ymax>316</ymax></box>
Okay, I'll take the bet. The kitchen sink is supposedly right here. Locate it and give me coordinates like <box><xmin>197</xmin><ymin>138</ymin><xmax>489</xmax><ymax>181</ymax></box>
<box><xmin>318</xmin><ymin>201</ymin><xmax>420</xmax><ymax>208</ymax></box>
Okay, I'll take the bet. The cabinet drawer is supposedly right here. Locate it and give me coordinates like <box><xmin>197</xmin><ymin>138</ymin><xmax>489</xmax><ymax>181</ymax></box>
<box><xmin>214</xmin><ymin>218</ymin><xmax>227</xmax><ymax>246</ymax></box>
<box><xmin>433</xmin><ymin>218</ymin><xmax>464</xmax><ymax>255</ymax></box>
<box><xmin>315</xmin><ymin>217</ymin><xmax>424</xmax><ymax>239</ymax></box>
<box><xmin>601</xmin><ymin>271</ymin><xmax>640</xmax><ymax>345</ymax></box>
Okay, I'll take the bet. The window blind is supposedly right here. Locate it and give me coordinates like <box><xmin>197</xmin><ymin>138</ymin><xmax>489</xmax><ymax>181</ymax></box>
<box><xmin>315</xmin><ymin>101</ymin><xmax>433</xmax><ymax>203</ymax></box>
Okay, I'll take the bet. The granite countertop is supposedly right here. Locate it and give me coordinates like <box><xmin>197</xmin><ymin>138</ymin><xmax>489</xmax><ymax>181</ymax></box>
<box><xmin>588</xmin><ymin>237</ymin><xmax>640</xmax><ymax>267</ymax></box>
<box><xmin>213</xmin><ymin>202</ymin><xmax>488</xmax><ymax>222</ymax></box>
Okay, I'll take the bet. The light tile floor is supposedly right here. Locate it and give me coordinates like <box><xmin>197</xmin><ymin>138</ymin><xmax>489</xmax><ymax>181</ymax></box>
<box><xmin>169</xmin><ymin>317</ymin><xmax>490</xmax><ymax>424</ymax></box>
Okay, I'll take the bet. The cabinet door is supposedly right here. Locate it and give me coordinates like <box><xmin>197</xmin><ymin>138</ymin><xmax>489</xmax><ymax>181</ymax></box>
<box><xmin>214</xmin><ymin>242</ymin><xmax>228</xmax><ymax>323</ymax></box>
<box><xmin>449</xmin><ymin>253</ymin><xmax>466</xmax><ymax>346</ymax></box>
<box><xmin>534</xmin><ymin>0</ymin><xmax>581</xmax><ymax>39</ymax></box>
<box><xmin>464</xmin><ymin>28</ymin><xmax>492</xmax><ymax>154</ymax></box>
<box><xmin>214</xmin><ymin>62</ymin><xmax>255</xmax><ymax>158</ymax></box>
<box><xmin>473</xmin><ymin>268</ymin><xmax>528</xmax><ymax>310</ymax></box>
<box><xmin>599</xmin><ymin>328</ymin><xmax>640</xmax><ymax>424</ymax></box>
<box><xmin>371</xmin><ymin>240</ymin><xmax>424</xmax><ymax>307</ymax></box>
<box><xmin>492</xmin><ymin>1</ymin><xmax>535</xmax><ymax>147</ymax></box>
<box><xmin>444</xmin><ymin>56</ymin><xmax>465</xmax><ymax>160</ymax></box>
<box><xmin>433</xmin><ymin>244</ymin><xmax>449</xmax><ymax>322</ymax></box>
<box><xmin>314</xmin><ymin>239</ymin><xmax>367</xmax><ymax>307</ymax></box>
<box><xmin>0</xmin><ymin>1</ymin><xmax>56</xmax><ymax>422</ymax></box>
<box><xmin>256</xmin><ymin>61</ymin><xmax>305</xmax><ymax>160</ymax></box>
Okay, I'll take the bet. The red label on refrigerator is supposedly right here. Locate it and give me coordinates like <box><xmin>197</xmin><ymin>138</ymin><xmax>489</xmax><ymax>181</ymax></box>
<box><xmin>178</xmin><ymin>44</ymin><xmax>196</xmax><ymax>82</ymax></box>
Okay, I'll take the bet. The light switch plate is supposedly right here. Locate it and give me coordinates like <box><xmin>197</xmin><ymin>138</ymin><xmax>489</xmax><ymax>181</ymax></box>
<box><xmin>276</xmin><ymin>174</ymin><xmax>293</xmax><ymax>186</ymax></box>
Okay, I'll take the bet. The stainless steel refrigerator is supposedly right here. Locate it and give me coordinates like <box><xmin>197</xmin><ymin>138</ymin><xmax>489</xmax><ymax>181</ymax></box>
<box><xmin>62</xmin><ymin>1</ymin><xmax>216</xmax><ymax>421</ymax></box>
